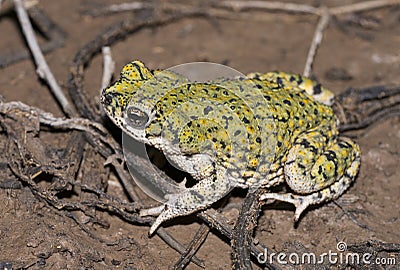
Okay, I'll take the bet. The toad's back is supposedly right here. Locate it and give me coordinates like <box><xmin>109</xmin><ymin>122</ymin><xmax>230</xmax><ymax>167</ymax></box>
<box><xmin>141</xmin><ymin>76</ymin><xmax>336</xmax><ymax>188</ymax></box>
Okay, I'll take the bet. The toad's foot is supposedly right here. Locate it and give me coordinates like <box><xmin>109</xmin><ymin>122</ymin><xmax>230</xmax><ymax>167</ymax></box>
<box><xmin>261</xmin><ymin>192</ymin><xmax>314</xmax><ymax>222</ymax></box>
<box><xmin>261</xmin><ymin>148</ymin><xmax>360</xmax><ymax>222</ymax></box>
<box><xmin>140</xmin><ymin>205</ymin><xmax>164</xmax><ymax>217</ymax></box>
<box><xmin>140</xmin><ymin>173</ymin><xmax>233</xmax><ymax>235</ymax></box>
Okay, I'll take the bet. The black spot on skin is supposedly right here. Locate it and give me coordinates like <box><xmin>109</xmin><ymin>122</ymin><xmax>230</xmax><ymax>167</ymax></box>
<box><xmin>247</xmin><ymin>165</ymin><xmax>257</xmax><ymax>171</ymax></box>
<box><xmin>344</xmin><ymin>172</ymin><xmax>353</xmax><ymax>179</ymax></box>
<box><xmin>299</xmin><ymin>101</ymin><xmax>305</xmax><ymax>106</ymax></box>
<box><xmin>234</xmin><ymin>130</ymin><xmax>241</xmax><ymax>136</ymax></box>
<box><xmin>230</xmin><ymin>105</ymin><xmax>236</xmax><ymax>110</ymax></box>
<box><xmin>325</xmin><ymin>150</ymin><xmax>337</xmax><ymax>162</ymax></box>
<box><xmin>318</xmin><ymin>165</ymin><xmax>323</xmax><ymax>174</ymax></box>
<box><xmin>223</xmin><ymin>90</ymin><xmax>229</xmax><ymax>95</ymax></box>
<box><xmin>278</xmin><ymin>116</ymin><xmax>288</xmax><ymax>123</ymax></box>
<box><xmin>297</xmin><ymin>76</ymin><xmax>303</xmax><ymax>85</ymax></box>
<box><xmin>289</xmin><ymin>75</ymin><xmax>296</xmax><ymax>82</ymax></box>
<box><xmin>298</xmin><ymin>139</ymin><xmax>318</xmax><ymax>154</ymax></box>
<box><xmin>229</xmin><ymin>98</ymin><xmax>236</xmax><ymax>103</ymax></box>
<box><xmin>276</xmin><ymin>77</ymin><xmax>283</xmax><ymax>86</ymax></box>
<box><xmin>242</xmin><ymin>174</ymin><xmax>253</xmax><ymax>180</ymax></box>
<box><xmin>204</xmin><ymin>106</ymin><xmax>213</xmax><ymax>115</ymax></box>
<box><xmin>102</xmin><ymin>93</ymin><xmax>115</xmax><ymax>106</ymax></box>
<box><xmin>277</xmin><ymin>141</ymin><xmax>282</xmax><ymax>147</ymax></box>
<box><xmin>256</xmin><ymin>84</ymin><xmax>263</xmax><ymax>89</ymax></box>
<box><xmin>314</xmin><ymin>108</ymin><xmax>318</xmax><ymax>115</ymax></box>
<box><xmin>313</xmin><ymin>84</ymin><xmax>322</xmax><ymax>95</ymax></box>
<box><xmin>213</xmin><ymin>94</ymin><xmax>218</xmax><ymax>98</ymax></box>
<box><xmin>220</xmin><ymin>141</ymin><xmax>226</xmax><ymax>149</ymax></box>
<box><xmin>190</xmin><ymin>190</ymin><xmax>204</xmax><ymax>201</ymax></box>
<box><xmin>298</xmin><ymin>164</ymin><xmax>306</xmax><ymax>169</ymax></box>
<box><xmin>132</xmin><ymin>62</ymin><xmax>145</xmax><ymax>80</ymax></box>
<box><xmin>338</xmin><ymin>141</ymin><xmax>351</xmax><ymax>148</ymax></box>
<box><xmin>264</xmin><ymin>95</ymin><xmax>271</xmax><ymax>101</ymax></box>
<box><xmin>243</xmin><ymin>117</ymin><xmax>250</xmax><ymax>124</ymax></box>
<box><xmin>223</xmin><ymin>115</ymin><xmax>233</xmax><ymax>121</ymax></box>
<box><xmin>212</xmin><ymin>138</ymin><xmax>218</xmax><ymax>142</ymax></box>
<box><xmin>317</xmin><ymin>192</ymin><xmax>323</xmax><ymax>199</ymax></box>
<box><xmin>283</xmin><ymin>100</ymin><xmax>292</xmax><ymax>106</ymax></box>
<box><xmin>256</xmin><ymin>137</ymin><xmax>261</xmax><ymax>143</ymax></box>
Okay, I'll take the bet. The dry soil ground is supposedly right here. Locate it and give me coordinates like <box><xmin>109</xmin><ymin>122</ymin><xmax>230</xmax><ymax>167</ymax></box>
<box><xmin>0</xmin><ymin>0</ymin><xmax>399</xmax><ymax>269</ymax></box>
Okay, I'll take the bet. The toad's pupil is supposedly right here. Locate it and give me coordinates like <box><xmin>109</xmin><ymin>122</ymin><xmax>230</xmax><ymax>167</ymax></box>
<box><xmin>127</xmin><ymin>107</ymin><xmax>149</xmax><ymax>128</ymax></box>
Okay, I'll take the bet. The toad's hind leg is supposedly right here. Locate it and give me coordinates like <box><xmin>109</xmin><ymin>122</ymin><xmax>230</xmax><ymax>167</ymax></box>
<box><xmin>140</xmin><ymin>171</ymin><xmax>233</xmax><ymax>235</ymax></box>
<box><xmin>261</xmin><ymin>133</ymin><xmax>360</xmax><ymax>221</ymax></box>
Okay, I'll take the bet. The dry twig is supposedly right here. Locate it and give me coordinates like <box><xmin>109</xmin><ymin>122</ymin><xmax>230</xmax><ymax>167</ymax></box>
<box><xmin>0</xmin><ymin>6</ymin><xmax>66</xmax><ymax>68</ymax></box>
<box><xmin>217</xmin><ymin>0</ymin><xmax>400</xmax><ymax>15</ymax></box>
<box><xmin>173</xmin><ymin>224</ymin><xmax>209</xmax><ymax>269</ymax></box>
<box><xmin>13</xmin><ymin>0</ymin><xmax>74</xmax><ymax>116</ymax></box>
<box><xmin>100</xmin><ymin>46</ymin><xmax>115</xmax><ymax>92</ymax></box>
<box><xmin>302</xmin><ymin>9</ymin><xmax>330</xmax><ymax>77</ymax></box>
<box><xmin>157</xmin><ymin>228</ymin><xmax>205</xmax><ymax>268</ymax></box>
<box><xmin>0</xmin><ymin>99</ymin><xmax>205</xmax><ymax>267</ymax></box>
<box><xmin>216</xmin><ymin>0</ymin><xmax>320</xmax><ymax>14</ymax></box>
<box><xmin>329</xmin><ymin>0</ymin><xmax>400</xmax><ymax>15</ymax></box>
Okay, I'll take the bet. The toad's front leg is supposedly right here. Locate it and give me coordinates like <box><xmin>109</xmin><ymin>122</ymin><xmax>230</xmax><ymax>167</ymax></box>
<box><xmin>140</xmin><ymin>170</ymin><xmax>233</xmax><ymax>235</ymax></box>
<box><xmin>261</xmin><ymin>130</ymin><xmax>360</xmax><ymax>221</ymax></box>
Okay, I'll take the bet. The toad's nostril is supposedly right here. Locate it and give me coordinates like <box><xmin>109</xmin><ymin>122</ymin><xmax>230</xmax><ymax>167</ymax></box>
<box><xmin>101</xmin><ymin>93</ymin><xmax>114</xmax><ymax>106</ymax></box>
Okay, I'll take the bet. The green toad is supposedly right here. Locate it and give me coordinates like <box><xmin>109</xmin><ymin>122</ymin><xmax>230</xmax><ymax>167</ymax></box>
<box><xmin>101</xmin><ymin>61</ymin><xmax>361</xmax><ymax>235</ymax></box>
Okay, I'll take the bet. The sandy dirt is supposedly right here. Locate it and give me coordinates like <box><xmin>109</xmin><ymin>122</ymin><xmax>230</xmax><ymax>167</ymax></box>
<box><xmin>0</xmin><ymin>0</ymin><xmax>399</xmax><ymax>269</ymax></box>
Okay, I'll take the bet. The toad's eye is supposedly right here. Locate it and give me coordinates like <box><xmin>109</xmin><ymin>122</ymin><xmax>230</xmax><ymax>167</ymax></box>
<box><xmin>126</xmin><ymin>106</ymin><xmax>149</xmax><ymax>129</ymax></box>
